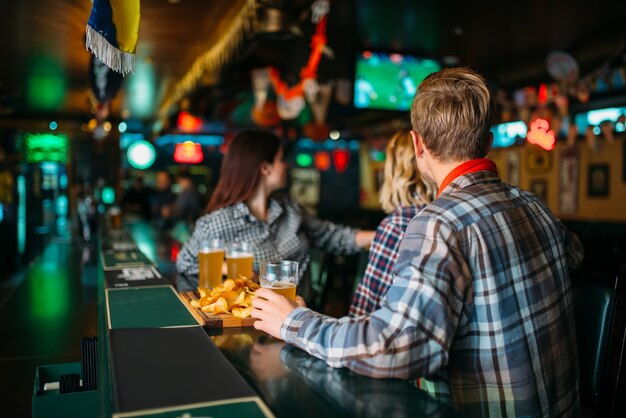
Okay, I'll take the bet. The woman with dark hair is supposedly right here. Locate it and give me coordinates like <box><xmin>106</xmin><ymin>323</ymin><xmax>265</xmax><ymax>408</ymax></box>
<box><xmin>176</xmin><ymin>129</ymin><xmax>375</xmax><ymax>301</ymax></box>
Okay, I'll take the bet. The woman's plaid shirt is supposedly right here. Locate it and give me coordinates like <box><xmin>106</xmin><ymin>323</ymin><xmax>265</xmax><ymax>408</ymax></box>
<box><xmin>176</xmin><ymin>196</ymin><xmax>360</xmax><ymax>293</ymax></box>
<box><xmin>350</xmin><ymin>205</ymin><xmax>424</xmax><ymax>317</ymax></box>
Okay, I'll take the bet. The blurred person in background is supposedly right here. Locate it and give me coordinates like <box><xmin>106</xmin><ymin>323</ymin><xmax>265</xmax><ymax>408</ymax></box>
<box><xmin>152</xmin><ymin>170</ymin><xmax>177</xmax><ymax>231</ymax></box>
<box><xmin>176</xmin><ymin>129</ymin><xmax>375</xmax><ymax>302</ymax></box>
<box><xmin>174</xmin><ymin>171</ymin><xmax>202</xmax><ymax>230</ymax></box>
<box><xmin>120</xmin><ymin>175</ymin><xmax>152</xmax><ymax>221</ymax></box>
<box><xmin>350</xmin><ymin>130</ymin><xmax>434</xmax><ymax>317</ymax></box>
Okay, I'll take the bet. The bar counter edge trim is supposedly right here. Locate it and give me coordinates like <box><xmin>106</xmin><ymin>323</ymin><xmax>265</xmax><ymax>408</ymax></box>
<box><xmin>110</xmin><ymin>395</ymin><xmax>276</xmax><ymax>418</ymax></box>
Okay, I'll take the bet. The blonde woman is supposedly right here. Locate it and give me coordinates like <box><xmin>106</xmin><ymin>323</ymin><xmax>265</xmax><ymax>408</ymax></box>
<box><xmin>349</xmin><ymin>130</ymin><xmax>434</xmax><ymax>316</ymax></box>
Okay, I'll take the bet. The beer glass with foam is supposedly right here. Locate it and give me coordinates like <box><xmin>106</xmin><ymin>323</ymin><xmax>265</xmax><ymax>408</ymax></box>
<box><xmin>226</xmin><ymin>241</ymin><xmax>254</xmax><ymax>280</ymax></box>
<box><xmin>198</xmin><ymin>239</ymin><xmax>225</xmax><ymax>288</ymax></box>
<box><xmin>110</xmin><ymin>206</ymin><xmax>122</xmax><ymax>229</ymax></box>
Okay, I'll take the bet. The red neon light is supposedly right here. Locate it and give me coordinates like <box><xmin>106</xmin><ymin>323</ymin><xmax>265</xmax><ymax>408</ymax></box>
<box><xmin>170</xmin><ymin>241</ymin><xmax>180</xmax><ymax>262</ymax></box>
<box><xmin>174</xmin><ymin>141</ymin><xmax>204</xmax><ymax>164</ymax></box>
<box><xmin>389</xmin><ymin>53</ymin><xmax>403</xmax><ymax>64</ymax></box>
<box><xmin>314</xmin><ymin>151</ymin><xmax>331</xmax><ymax>171</ymax></box>
<box><xmin>538</xmin><ymin>83</ymin><xmax>548</xmax><ymax>104</ymax></box>
<box><xmin>332</xmin><ymin>149</ymin><xmax>350</xmax><ymax>173</ymax></box>
<box><xmin>177</xmin><ymin>111</ymin><xmax>202</xmax><ymax>133</ymax></box>
<box><xmin>527</xmin><ymin>118</ymin><xmax>555</xmax><ymax>151</ymax></box>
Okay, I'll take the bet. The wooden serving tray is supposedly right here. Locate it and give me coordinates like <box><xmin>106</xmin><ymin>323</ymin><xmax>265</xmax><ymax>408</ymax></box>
<box><xmin>179</xmin><ymin>291</ymin><xmax>257</xmax><ymax>328</ymax></box>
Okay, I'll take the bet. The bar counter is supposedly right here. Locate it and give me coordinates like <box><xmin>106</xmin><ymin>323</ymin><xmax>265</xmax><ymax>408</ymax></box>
<box><xmin>97</xmin><ymin>221</ymin><xmax>462</xmax><ymax>417</ymax></box>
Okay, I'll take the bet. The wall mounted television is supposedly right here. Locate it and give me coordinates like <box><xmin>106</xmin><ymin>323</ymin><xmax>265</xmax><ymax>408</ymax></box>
<box><xmin>354</xmin><ymin>51</ymin><xmax>440</xmax><ymax>111</ymax></box>
<box><xmin>574</xmin><ymin>106</ymin><xmax>626</xmax><ymax>134</ymax></box>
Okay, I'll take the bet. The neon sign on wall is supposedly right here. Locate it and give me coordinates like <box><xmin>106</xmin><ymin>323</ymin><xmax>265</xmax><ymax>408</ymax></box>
<box><xmin>526</xmin><ymin>119</ymin><xmax>555</xmax><ymax>151</ymax></box>
<box><xmin>24</xmin><ymin>133</ymin><xmax>68</xmax><ymax>163</ymax></box>
<box><xmin>174</xmin><ymin>141</ymin><xmax>204</xmax><ymax>164</ymax></box>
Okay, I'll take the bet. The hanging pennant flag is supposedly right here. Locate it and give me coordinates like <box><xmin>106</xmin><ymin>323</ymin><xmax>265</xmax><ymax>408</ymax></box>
<box><xmin>308</xmin><ymin>83</ymin><xmax>332</xmax><ymax>125</ymax></box>
<box><xmin>268</xmin><ymin>2</ymin><xmax>330</xmax><ymax>122</ymax></box>
<box><xmin>86</xmin><ymin>0</ymin><xmax>140</xmax><ymax>76</ymax></box>
<box><xmin>277</xmin><ymin>95</ymin><xmax>305</xmax><ymax>120</ymax></box>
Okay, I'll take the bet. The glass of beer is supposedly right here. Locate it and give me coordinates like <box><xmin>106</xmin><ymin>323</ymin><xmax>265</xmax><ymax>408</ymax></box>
<box><xmin>198</xmin><ymin>239</ymin><xmax>225</xmax><ymax>289</ymax></box>
<box><xmin>259</xmin><ymin>261</ymin><xmax>299</xmax><ymax>301</ymax></box>
<box><xmin>110</xmin><ymin>206</ymin><xmax>122</xmax><ymax>229</ymax></box>
<box><xmin>226</xmin><ymin>242</ymin><xmax>254</xmax><ymax>280</ymax></box>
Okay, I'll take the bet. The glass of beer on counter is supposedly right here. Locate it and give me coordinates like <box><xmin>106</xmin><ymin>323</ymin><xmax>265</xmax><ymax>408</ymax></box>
<box><xmin>226</xmin><ymin>241</ymin><xmax>254</xmax><ymax>280</ymax></box>
<box><xmin>110</xmin><ymin>206</ymin><xmax>122</xmax><ymax>229</ymax></box>
<box><xmin>198</xmin><ymin>239</ymin><xmax>225</xmax><ymax>289</ymax></box>
<box><xmin>259</xmin><ymin>261</ymin><xmax>299</xmax><ymax>300</ymax></box>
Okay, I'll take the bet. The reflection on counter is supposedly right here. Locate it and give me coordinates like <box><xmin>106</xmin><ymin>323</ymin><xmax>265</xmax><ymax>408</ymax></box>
<box><xmin>207</xmin><ymin>328</ymin><xmax>462</xmax><ymax>418</ymax></box>
<box><xmin>279</xmin><ymin>345</ymin><xmax>462</xmax><ymax>418</ymax></box>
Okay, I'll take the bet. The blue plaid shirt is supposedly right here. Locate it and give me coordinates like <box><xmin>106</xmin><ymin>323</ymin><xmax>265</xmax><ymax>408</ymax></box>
<box><xmin>281</xmin><ymin>171</ymin><xmax>583</xmax><ymax>418</ymax></box>
<box><xmin>350</xmin><ymin>205</ymin><xmax>424</xmax><ymax>317</ymax></box>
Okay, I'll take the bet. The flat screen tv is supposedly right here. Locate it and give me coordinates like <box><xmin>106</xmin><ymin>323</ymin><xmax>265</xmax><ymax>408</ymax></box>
<box><xmin>354</xmin><ymin>51</ymin><xmax>440</xmax><ymax>111</ymax></box>
<box><xmin>574</xmin><ymin>106</ymin><xmax>626</xmax><ymax>134</ymax></box>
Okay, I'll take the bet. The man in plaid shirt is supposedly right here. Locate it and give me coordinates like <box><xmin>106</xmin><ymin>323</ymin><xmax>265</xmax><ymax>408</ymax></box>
<box><xmin>252</xmin><ymin>67</ymin><xmax>583</xmax><ymax>417</ymax></box>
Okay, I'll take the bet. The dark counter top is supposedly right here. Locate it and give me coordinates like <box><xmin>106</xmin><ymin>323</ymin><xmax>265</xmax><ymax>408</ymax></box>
<box><xmin>99</xmin><ymin>220</ymin><xmax>462</xmax><ymax>417</ymax></box>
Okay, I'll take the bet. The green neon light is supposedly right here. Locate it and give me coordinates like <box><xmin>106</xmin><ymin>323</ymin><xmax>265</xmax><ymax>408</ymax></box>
<box><xmin>371</xmin><ymin>150</ymin><xmax>386</xmax><ymax>162</ymax></box>
<box><xmin>24</xmin><ymin>133</ymin><xmax>68</xmax><ymax>163</ymax></box>
<box><xmin>296</xmin><ymin>153</ymin><xmax>313</xmax><ymax>167</ymax></box>
<box><xmin>127</xmin><ymin>140</ymin><xmax>156</xmax><ymax>170</ymax></box>
<box><xmin>30</xmin><ymin>265</ymin><xmax>70</xmax><ymax>320</ymax></box>
<box><xmin>17</xmin><ymin>175</ymin><xmax>26</xmax><ymax>255</ymax></box>
<box><xmin>127</xmin><ymin>60</ymin><xmax>156</xmax><ymax>118</ymax></box>
<box><xmin>56</xmin><ymin>195</ymin><xmax>68</xmax><ymax>216</ymax></box>
<box><xmin>102</xmin><ymin>187</ymin><xmax>115</xmax><ymax>205</ymax></box>
<box><xmin>27</xmin><ymin>56</ymin><xmax>66</xmax><ymax>110</ymax></box>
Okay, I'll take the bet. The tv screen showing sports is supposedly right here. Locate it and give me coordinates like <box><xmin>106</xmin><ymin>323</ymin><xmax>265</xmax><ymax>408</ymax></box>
<box><xmin>354</xmin><ymin>52</ymin><xmax>440</xmax><ymax>111</ymax></box>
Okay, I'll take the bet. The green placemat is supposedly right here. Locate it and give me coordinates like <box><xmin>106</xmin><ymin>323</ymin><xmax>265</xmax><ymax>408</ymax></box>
<box><xmin>102</xmin><ymin>250</ymin><xmax>154</xmax><ymax>271</ymax></box>
<box><xmin>112</xmin><ymin>397</ymin><xmax>274</xmax><ymax>418</ymax></box>
<box><xmin>106</xmin><ymin>286</ymin><xmax>198</xmax><ymax>329</ymax></box>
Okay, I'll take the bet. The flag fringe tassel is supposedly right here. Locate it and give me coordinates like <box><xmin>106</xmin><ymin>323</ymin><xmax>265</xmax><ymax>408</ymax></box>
<box><xmin>86</xmin><ymin>25</ymin><xmax>135</xmax><ymax>76</ymax></box>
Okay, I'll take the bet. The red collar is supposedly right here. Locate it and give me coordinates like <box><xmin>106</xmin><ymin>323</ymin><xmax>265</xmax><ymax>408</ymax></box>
<box><xmin>437</xmin><ymin>158</ymin><xmax>498</xmax><ymax>198</ymax></box>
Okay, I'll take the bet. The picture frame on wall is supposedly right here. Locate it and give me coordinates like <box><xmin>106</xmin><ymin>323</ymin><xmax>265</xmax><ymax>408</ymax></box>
<box><xmin>526</xmin><ymin>150</ymin><xmax>553</xmax><ymax>175</ymax></box>
<box><xmin>530</xmin><ymin>179</ymin><xmax>548</xmax><ymax>202</ymax></box>
<box><xmin>588</xmin><ymin>164</ymin><xmax>610</xmax><ymax>197</ymax></box>
<box><xmin>290</xmin><ymin>168</ymin><xmax>321</xmax><ymax>208</ymax></box>
<box><xmin>559</xmin><ymin>147</ymin><xmax>579</xmax><ymax>214</ymax></box>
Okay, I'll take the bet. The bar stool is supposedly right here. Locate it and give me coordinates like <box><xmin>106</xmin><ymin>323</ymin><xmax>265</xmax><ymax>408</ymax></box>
<box><xmin>571</xmin><ymin>264</ymin><xmax>626</xmax><ymax>417</ymax></box>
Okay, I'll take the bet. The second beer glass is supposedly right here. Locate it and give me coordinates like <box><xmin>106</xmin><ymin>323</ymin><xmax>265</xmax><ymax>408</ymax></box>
<box><xmin>198</xmin><ymin>239</ymin><xmax>225</xmax><ymax>288</ymax></box>
<box><xmin>226</xmin><ymin>242</ymin><xmax>254</xmax><ymax>279</ymax></box>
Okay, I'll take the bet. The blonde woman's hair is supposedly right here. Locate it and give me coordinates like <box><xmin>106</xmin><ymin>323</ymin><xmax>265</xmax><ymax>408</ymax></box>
<box><xmin>410</xmin><ymin>67</ymin><xmax>494</xmax><ymax>162</ymax></box>
<box><xmin>379</xmin><ymin>130</ymin><xmax>434</xmax><ymax>213</ymax></box>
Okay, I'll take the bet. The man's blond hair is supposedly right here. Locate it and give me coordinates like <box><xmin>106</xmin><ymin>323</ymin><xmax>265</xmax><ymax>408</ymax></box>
<box><xmin>379</xmin><ymin>130</ymin><xmax>434</xmax><ymax>213</ymax></box>
<box><xmin>410</xmin><ymin>67</ymin><xmax>494</xmax><ymax>161</ymax></box>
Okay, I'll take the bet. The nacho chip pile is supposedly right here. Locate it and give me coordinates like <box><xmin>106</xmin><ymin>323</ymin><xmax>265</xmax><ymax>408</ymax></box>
<box><xmin>190</xmin><ymin>277</ymin><xmax>259</xmax><ymax>318</ymax></box>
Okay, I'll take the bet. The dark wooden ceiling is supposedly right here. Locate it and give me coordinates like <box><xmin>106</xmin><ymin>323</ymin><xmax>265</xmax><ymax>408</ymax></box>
<box><xmin>0</xmin><ymin>0</ymin><xmax>624</xmax><ymax>125</ymax></box>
